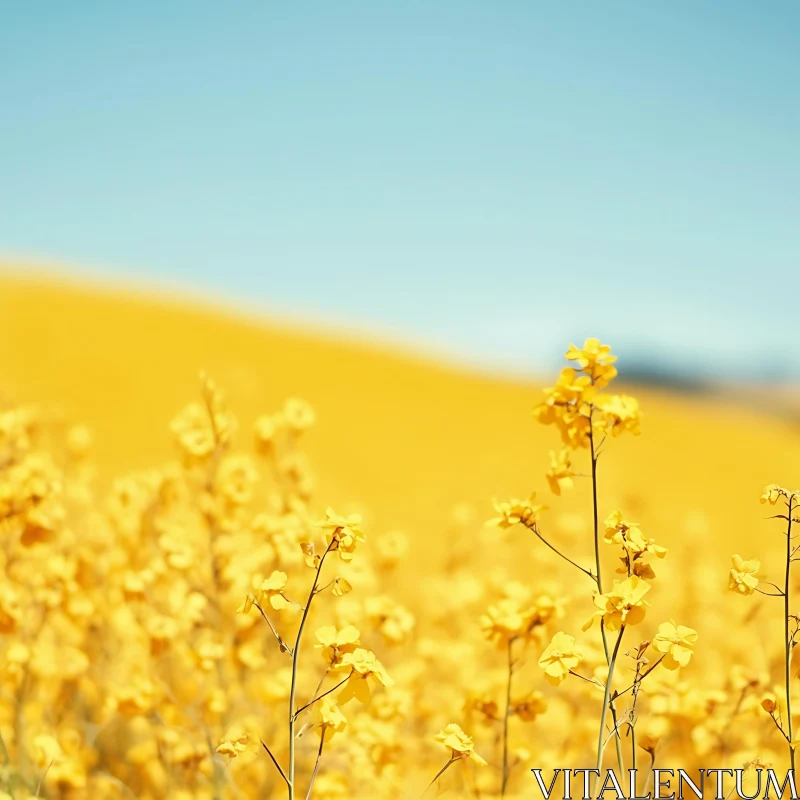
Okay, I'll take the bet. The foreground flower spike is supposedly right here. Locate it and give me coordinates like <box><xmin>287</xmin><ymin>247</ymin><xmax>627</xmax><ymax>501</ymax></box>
<box><xmin>652</xmin><ymin>620</ymin><xmax>698</xmax><ymax>670</ymax></box>
<box><xmin>493</xmin><ymin>338</ymin><xmax>690</xmax><ymax>797</ymax></box>
<box><xmin>730</xmin><ymin>485</ymin><xmax>800</xmax><ymax>773</ymax></box>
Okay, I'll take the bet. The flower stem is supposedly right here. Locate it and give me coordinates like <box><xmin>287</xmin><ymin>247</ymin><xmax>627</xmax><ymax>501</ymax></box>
<box><xmin>785</xmin><ymin>496</ymin><xmax>795</xmax><ymax>771</ymax></box>
<box><xmin>595</xmin><ymin>626</ymin><xmax>626</xmax><ymax>797</ymax></box>
<box><xmin>588</xmin><ymin>423</ymin><xmax>603</xmax><ymax>596</ymax></box>
<box><xmin>501</xmin><ymin>638</ymin><xmax>514</xmax><ymax>795</ymax></box>
<box><xmin>293</xmin><ymin>673</ymin><xmax>351</xmax><ymax>720</ymax></box>
<box><xmin>305</xmin><ymin>729</ymin><xmax>326</xmax><ymax>800</ymax></box>
<box><xmin>288</xmin><ymin>542</ymin><xmax>334</xmax><ymax>799</ymax></box>
<box><xmin>589</xmin><ymin>422</ymin><xmax>625</xmax><ymax>777</ymax></box>
<box><xmin>424</xmin><ymin>758</ymin><xmax>458</xmax><ymax>796</ymax></box>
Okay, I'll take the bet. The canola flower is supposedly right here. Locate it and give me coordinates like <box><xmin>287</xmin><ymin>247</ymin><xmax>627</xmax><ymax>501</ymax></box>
<box><xmin>0</xmin><ymin>325</ymin><xmax>794</xmax><ymax>799</ymax></box>
<box><xmin>487</xmin><ymin>339</ymin><xmax>697</xmax><ymax>798</ymax></box>
<box><xmin>729</xmin><ymin>486</ymin><xmax>800</xmax><ymax>772</ymax></box>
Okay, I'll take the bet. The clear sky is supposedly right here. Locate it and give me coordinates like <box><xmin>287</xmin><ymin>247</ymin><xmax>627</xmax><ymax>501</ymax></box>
<box><xmin>1</xmin><ymin>2</ymin><xmax>798</xmax><ymax>379</ymax></box>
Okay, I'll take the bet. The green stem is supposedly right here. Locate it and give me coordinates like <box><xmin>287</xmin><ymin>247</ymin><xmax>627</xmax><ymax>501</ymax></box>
<box><xmin>305</xmin><ymin>729</ymin><xmax>326</xmax><ymax>800</ymax></box>
<box><xmin>589</xmin><ymin>421</ymin><xmax>625</xmax><ymax>778</ymax></box>
<box><xmin>595</xmin><ymin>626</ymin><xmax>626</xmax><ymax>797</ymax></box>
<box><xmin>785</xmin><ymin>497</ymin><xmax>795</xmax><ymax>771</ymax></box>
<box><xmin>589</xmin><ymin>423</ymin><xmax>603</xmax><ymax>596</ymax></box>
<box><xmin>288</xmin><ymin>543</ymin><xmax>334</xmax><ymax>799</ymax></box>
<box><xmin>501</xmin><ymin>638</ymin><xmax>514</xmax><ymax>795</ymax></box>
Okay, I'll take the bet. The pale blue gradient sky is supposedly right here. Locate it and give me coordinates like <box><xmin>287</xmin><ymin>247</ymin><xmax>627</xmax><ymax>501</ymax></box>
<box><xmin>1</xmin><ymin>2</ymin><xmax>798</xmax><ymax>378</ymax></box>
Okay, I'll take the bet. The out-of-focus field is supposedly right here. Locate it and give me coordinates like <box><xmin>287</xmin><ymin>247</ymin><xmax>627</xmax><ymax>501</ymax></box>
<box><xmin>1</xmin><ymin>267</ymin><xmax>799</xmax><ymax>799</ymax></box>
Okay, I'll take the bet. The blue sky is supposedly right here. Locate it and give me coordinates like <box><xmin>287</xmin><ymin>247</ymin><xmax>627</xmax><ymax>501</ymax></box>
<box><xmin>1</xmin><ymin>2</ymin><xmax>798</xmax><ymax>378</ymax></box>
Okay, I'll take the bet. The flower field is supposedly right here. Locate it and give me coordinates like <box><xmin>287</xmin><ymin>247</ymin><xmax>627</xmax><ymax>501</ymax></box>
<box><xmin>0</xmin><ymin>270</ymin><xmax>799</xmax><ymax>799</ymax></box>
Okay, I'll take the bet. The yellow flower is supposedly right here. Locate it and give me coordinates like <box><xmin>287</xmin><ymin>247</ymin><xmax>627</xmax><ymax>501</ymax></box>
<box><xmin>258</xmin><ymin>570</ymin><xmax>293</xmax><ymax>611</ymax></box>
<box><xmin>480</xmin><ymin>597</ymin><xmax>547</xmax><ymax>645</ymax></box>
<box><xmin>760</xmin><ymin>484</ymin><xmax>784</xmax><ymax>505</ymax></box>
<box><xmin>283</xmin><ymin>397</ymin><xmax>316</xmax><ymax>432</ymax></box>
<box><xmin>539</xmin><ymin>632</ymin><xmax>582</xmax><ymax>686</ymax></box>
<box><xmin>512</xmin><ymin>691</ymin><xmax>548</xmax><ymax>722</ymax></box>
<box><xmin>652</xmin><ymin>620</ymin><xmax>697</xmax><ymax>670</ymax></box>
<box><xmin>254</xmin><ymin>413</ymin><xmax>281</xmax><ymax>453</ymax></box>
<box><xmin>487</xmin><ymin>494</ymin><xmax>545</xmax><ymax>530</ymax></box>
<box><xmin>565</xmin><ymin>338</ymin><xmax>617</xmax><ymax>369</ymax></box>
<box><xmin>546</xmin><ymin>449</ymin><xmax>574</xmax><ymax>496</ymax></box>
<box><xmin>315</xmin><ymin>508</ymin><xmax>365</xmax><ymax>562</ymax></box>
<box><xmin>594</xmin><ymin>394</ymin><xmax>641</xmax><ymax>437</ymax></box>
<box><xmin>365</xmin><ymin>596</ymin><xmax>416</xmax><ymax>645</ymax></box>
<box><xmin>216</xmin><ymin>727</ymin><xmax>249</xmax><ymax>761</ymax></box>
<box><xmin>337</xmin><ymin>648</ymin><xmax>394</xmax><ymax>704</ymax></box>
<box><xmin>605</xmin><ymin>511</ymin><xmax>666</xmax><ymax>560</ymax></box>
<box><xmin>314</xmin><ymin>696</ymin><xmax>348</xmax><ymax>739</ymax></box>
<box><xmin>331</xmin><ymin>577</ymin><xmax>352</xmax><ymax>597</ymax></box>
<box><xmin>729</xmin><ymin>554</ymin><xmax>760</xmax><ymax>595</ymax></box>
<box><xmin>435</xmin><ymin>723</ymin><xmax>487</xmax><ymax>766</ymax></box>
<box><xmin>315</xmin><ymin>625</ymin><xmax>361</xmax><ymax>667</ymax></box>
<box><xmin>584</xmin><ymin>576</ymin><xmax>650</xmax><ymax>632</ymax></box>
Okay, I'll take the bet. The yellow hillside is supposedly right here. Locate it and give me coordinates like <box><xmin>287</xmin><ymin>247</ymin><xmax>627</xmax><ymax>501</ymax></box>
<box><xmin>1</xmin><ymin>266</ymin><xmax>799</xmax><ymax>798</ymax></box>
<box><xmin>1</xmin><ymin>269</ymin><xmax>796</xmax><ymax>565</ymax></box>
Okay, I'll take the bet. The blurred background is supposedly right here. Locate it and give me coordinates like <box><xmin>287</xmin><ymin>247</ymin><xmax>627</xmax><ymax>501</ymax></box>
<box><xmin>1</xmin><ymin>1</ymin><xmax>798</xmax><ymax>384</ymax></box>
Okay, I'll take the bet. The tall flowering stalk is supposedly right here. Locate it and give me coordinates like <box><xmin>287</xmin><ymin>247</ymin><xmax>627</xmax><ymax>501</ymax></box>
<box><xmin>730</xmin><ymin>485</ymin><xmax>800</xmax><ymax>770</ymax></box>
<box><xmin>490</xmin><ymin>339</ymin><xmax>697</xmax><ymax>796</ymax></box>
<box><xmin>241</xmin><ymin>507</ymin><xmax>393</xmax><ymax>799</ymax></box>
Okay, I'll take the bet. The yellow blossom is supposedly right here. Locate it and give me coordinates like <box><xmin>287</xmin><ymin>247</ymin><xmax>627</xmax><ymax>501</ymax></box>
<box><xmin>314</xmin><ymin>696</ymin><xmax>348</xmax><ymax>739</ymax></box>
<box><xmin>315</xmin><ymin>508</ymin><xmax>366</xmax><ymax>561</ymax></box>
<box><xmin>487</xmin><ymin>494</ymin><xmax>545</xmax><ymax>530</ymax></box>
<box><xmin>546</xmin><ymin>449</ymin><xmax>574</xmax><ymax>496</ymax></box>
<box><xmin>435</xmin><ymin>723</ymin><xmax>487</xmax><ymax>766</ymax></box>
<box><xmin>337</xmin><ymin>648</ymin><xmax>394</xmax><ymax>704</ymax></box>
<box><xmin>652</xmin><ymin>620</ymin><xmax>698</xmax><ymax>670</ymax></box>
<box><xmin>760</xmin><ymin>484</ymin><xmax>784</xmax><ymax>505</ymax></box>
<box><xmin>539</xmin><ymin>632</ymin><xmax>582</xmax><ymax>686</ymax></box>
<box><xmin>315</xmin><ymin>625</ymin><xmax>361</xmax><ymax>666</ymax></box>
<box><xmin>257</xmin><ymin>570</ymin><xmax>293</xmax><ymax>611</ymax></box>
<box><xmin>729</xmin><ymin>554</ymin><xmax>760</xmax><ymax>595</ymax></box>
<box><xmin>584</xmin><ymin>575</ymin><xmax>650</xmax><ymax>631</ymax></box>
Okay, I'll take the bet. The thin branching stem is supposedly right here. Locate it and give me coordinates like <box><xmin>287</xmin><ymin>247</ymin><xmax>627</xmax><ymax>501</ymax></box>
<box><xmin>288</xmin><ymin>541</ymin><xmax>335</xmax><ymax>799</ymax></box>
<box><xmin>569</xmin><ymin>669</ymin><xmax>604</xmax><ymax>688</ymax></box>
<box><xmin>613</xmin><ymin>656</ymin><xmax>665</xmax><ymax>699</ymax></box>
<box><xmin>588</xmin><ymin>419</ymin><xmax>604</xmax><ymax>596</ymax></box>
<box><xmin>595</xmin><ymin>625</ymin><xmax>626</xmax><ymax>797</ymax></box>
<box><xmin>423</xmin><ymin>757</ymin><xmax>458</xmax><ymax>796</ymax></box>
<box><xmin>501</xmin><ymin>638</ymin><xmax>514</xmax><ymax>796</ymax></box>
<box><xmin>527</xmin><ymin>523</ymin><xmax>595</xmax><ymax>582</ymax></box>
<box><xmin>293</xmin><ymin>673</ymin><xmax>352</xmax><ymax>720</ymax></box>
<box><xmin>589</xmin><ymin>418</ymin><xmax>625</xmax><ymax>777</ymax></box>
<box><xmin>305</xmin><ymin>729</ymin><xmax>326</xmax><ymax>800</ymax></box>
<box><xmin>767</xmin><ymin>711</ymin><xmax>791</xmax><ymax>743</ymax></box>
<box><xmin>785</xmin><ymin>496</ymin><xmax>796</xmax><ymax>771</ymax></box>
<box><xmin>254</xmin><ymin>602</ymin><xmax>293</xmax><ymax>655</ymax></box>
<box><xmin>262</xmin><ymin>741</ymin><xmax>290</xmax><ymax>787</ymax></box>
